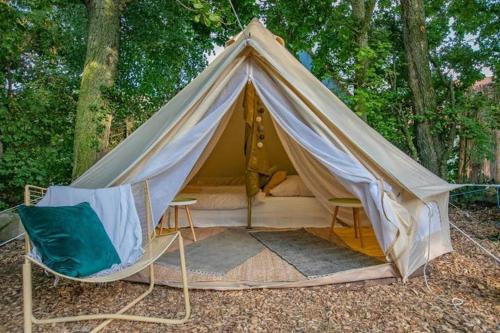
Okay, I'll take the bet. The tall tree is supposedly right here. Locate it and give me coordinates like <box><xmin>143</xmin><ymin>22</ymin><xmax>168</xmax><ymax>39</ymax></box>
<box><xmin>71</xmin><ymin>0</ymin><xmax>228</xmax><ymax>178</ymax></box>
<box><xmin>400</xmin><ymin>0</ymin><xmax>442</xmax><ymax>175</ymax></box>
<box><xmin>350</xmin><ymin>0</ymin><xmax>376</xmax><ymax>120</ymax></box>
<box><xmin>72</xmin><ymin>0</ymin><xmax>122</xmax><ymax>178</ymax></box>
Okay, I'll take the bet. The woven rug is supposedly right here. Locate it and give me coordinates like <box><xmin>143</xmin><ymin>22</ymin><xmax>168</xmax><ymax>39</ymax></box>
<box><xmin>157</xmin><ymin>229</ymin><xmax>265</xmax><ymax>276</ymax></box>
<box><xmin>251</xmin><ymin>229</ymin><xmax>382</xmax><ymax>278</ymax></box>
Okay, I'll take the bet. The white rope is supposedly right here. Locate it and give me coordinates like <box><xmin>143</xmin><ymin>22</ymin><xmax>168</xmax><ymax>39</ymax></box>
<box><xmin>0</xmin><ymin>232</ymin><xmax>24</xmax><ymax>248</ymax></box>
<box><xmin>228</xmin><ymin>0</ymin><xmax>244</xmax><ymax>32</ymax></box>
<box><xmin>0</xmin><ymin>204</ymin><xmax>20</xmax><ymax>215</ymax></box>
<box><xmin>455</xmin><ymin>184</ymin><xmax>499</xmax><ymax>187</ymax></box>
<box><xmin>450</xmin><ymin>297</ymin><xmax>465</xmax><ymax>309</ymax></box>
<box><xmin>0</xmin><ymin>205</ymin><xmax>24</xmax><ymax>247</ymax></box>
<box><xmin>449</xmin><ymin>202</ymin><xmax>500</xmax><ymax>263</ymax></box>
<box><xmin>421</xmin><ymin>201</ymin><xmax>499</xmax><ymax>310</ymax></box>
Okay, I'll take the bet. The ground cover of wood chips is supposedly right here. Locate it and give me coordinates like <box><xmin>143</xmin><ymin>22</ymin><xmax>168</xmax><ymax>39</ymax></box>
<box><xmin>0</xmin><ymin>207</ymin><xmax>498</xmax><ymax>332</ymax></box>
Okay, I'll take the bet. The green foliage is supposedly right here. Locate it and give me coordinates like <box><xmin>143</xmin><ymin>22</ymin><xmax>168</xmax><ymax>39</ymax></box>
<box><xmin>105</xmin><ymin>0</ymin><xmax>258</xmax><ymax>138</ymax></box>
<box><xmin>262</xmin><ymin>0</ymin><xmax>413</xmax><ymax>151</ymax></box>
<box><xmin>0</xmin><ymin>1</ymin><xmax>85</xmax><ymax>209</ymax></box>
<box><xmin>0</xmin><ymin>0</ymin><xmax>497</xmax><ymax>208</ymax></box>
<box><xmin>0</xmin><ymin>0</ymin><xmax>258</xmax><ymax>208</ymax></box>
<box><xmin>189</xmin><ymin>0</ymin><xmax>222</xmax><ymax>27</ymax></box>
<box><xmin>109</xmin><ymin>0</ymin><xmax>216</xmax><ymax>125</ymax></box>
<box><xmin>263</xmin><ymin>0</ymin><xmax>498</xmax><ymax>170</ymax></box>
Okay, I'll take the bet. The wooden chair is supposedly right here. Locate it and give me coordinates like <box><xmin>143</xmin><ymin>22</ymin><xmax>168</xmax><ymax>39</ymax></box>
<box><xmin>328</xmin><ymin>198</ymin><xmax>364</xmax><ymax>248</ymax></box>
<box><xmin>22</xmin><ymin>182</ymin><xmax>190</xmax><ymax>333</ymax></box>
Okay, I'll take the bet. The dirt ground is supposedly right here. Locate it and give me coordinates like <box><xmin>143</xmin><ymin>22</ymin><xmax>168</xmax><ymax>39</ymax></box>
<box><xmin>0</xmin><ymin>207</ymin><xmax>498</xmax><ymax>332</ymax></box>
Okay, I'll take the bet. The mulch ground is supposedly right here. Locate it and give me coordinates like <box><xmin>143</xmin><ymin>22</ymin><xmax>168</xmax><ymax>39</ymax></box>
<box><xmin>0</xmin><ymin>207</ymin><xmax>498</xmax><ymax>332</ymax></box>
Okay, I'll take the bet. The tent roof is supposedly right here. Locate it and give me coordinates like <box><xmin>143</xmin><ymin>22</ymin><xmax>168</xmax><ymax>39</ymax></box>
<box><xmin>73</xmin><ymin>19</ymin><xmax>458</xmax><ymax>199</ymax></box>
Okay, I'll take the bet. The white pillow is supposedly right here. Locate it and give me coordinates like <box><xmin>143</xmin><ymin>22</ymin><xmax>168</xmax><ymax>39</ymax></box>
<box><xmin>269</xmin><ymin>175</ymin><xmax>314</xmax><ymax>197</ymax></box>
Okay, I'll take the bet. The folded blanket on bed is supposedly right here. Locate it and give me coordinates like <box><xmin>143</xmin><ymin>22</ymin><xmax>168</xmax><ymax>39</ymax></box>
<box><xmin>180</xmin><ymin>185</ymin><xmax>265</xmax><ymax>210</ymax></box>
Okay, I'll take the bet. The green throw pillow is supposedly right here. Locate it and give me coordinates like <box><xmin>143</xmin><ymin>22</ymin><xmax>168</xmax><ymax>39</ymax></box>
<box><xmin>17</xmin><ymin>202</ymin><xmax>121</xmax><ymax>277</ymax></box>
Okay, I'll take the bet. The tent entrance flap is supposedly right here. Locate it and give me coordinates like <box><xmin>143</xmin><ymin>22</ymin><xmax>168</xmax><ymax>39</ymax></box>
<box><xmin>129</xmin><ymin>59</ymin><xmax>250</xmax><ymax>224</ymax></box>
<box><xmin>248</xmin><ymin>61</ymin><xmax>416</xmax><ymax>277</ymax></box>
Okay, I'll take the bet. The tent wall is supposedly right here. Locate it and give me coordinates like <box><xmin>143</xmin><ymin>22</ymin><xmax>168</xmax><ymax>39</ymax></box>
<box><xmin>190</xmin><ymin>92</ymin><xmax>296</xmax><ymax>184</ymax></box>
<box><xmin>192</xmin><ymin>96</ymin><xmax>246</xmax><ymax>180</ymax></box>
<box><xmin>405</xmin><ymin>192</ymin><xmax>453</xmax><ymax>274</ymax></box>
<box><xmin>251</xmin><ymin>63</ymin><xmax>402</xmax><ymax>249</ymax></box>
<box><xmin>259</xmin><ymin>97</ymin><xmax>297</xmax><ymax>175</ymax></box>
<box><xmin>69</xmin><ymin>20</ymin><xmax>456</xmax><ymax>279</ymax></box>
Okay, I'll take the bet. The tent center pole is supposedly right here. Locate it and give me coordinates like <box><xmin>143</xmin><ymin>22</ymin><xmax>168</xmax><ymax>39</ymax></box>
<box><xmin>247</xmin><ymin>196</ymin><xmax>253</xmax><ymax>229</ymax></box>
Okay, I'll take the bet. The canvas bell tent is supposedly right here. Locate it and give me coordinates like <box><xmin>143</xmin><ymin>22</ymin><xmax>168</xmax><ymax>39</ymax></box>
<box><xmin>72</xmin><ymin>19</ymin><xmax>460</xmax><ymax>286</ymax></box>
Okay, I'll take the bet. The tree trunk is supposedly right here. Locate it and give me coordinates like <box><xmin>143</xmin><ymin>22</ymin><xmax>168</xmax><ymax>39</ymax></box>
<box><xmin>351</xmin><ymin>0</ymin><xmax>376</xmax><ymax>121</ymax></box>
<box><xmin>495</xmin><ymin>130</ymin><xmax>500</xmax><ymax>183</ymax></box>
<box><xmin>470</xmin><ymin>158</ymin><xmax>482</xmax><ymax>184</ymax></box>
<box><xmin>457</xmin><ymin>135</ymin><xmax>467</xmax><ymax>183</ymax></box>
<box><xmin>125</xmin><ymin>117</ymin><xmax>134</xmax><ymax>137</ymax></box>
<box><xmin>72</xmin><ymin>0</ymin><xmax>120</xmax><ymax>178</ymax></box>
<box><xmin>400</xmin><ymin>0</ymin><xmax>442</xmax><ymax>176</ymax></box>
<box><xmin>398</xmin><ymin>106</ymin><xmax>419</xmax><ymax>160</ymax></box>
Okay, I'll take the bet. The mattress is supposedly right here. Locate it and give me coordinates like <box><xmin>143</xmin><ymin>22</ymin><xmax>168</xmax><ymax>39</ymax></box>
<box><xmin>174</xmin><ymin>196</ymin><xmax>331</xmax><ymax>228</ymax></box>
<box><xmin>180</xmin><ymin>185</ymin><xmax>265</xmax><ymax>210</ymax></box>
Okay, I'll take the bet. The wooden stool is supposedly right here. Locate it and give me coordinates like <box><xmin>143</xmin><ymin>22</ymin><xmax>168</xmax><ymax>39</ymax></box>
<box><xmin>328</xmin><ymin>198</ymin><xmax>364</xmax><ymax>248</ymax></box>
<box><xmin>158</xmin><ymin>197</ymin><xmax>197</xmax><ymax>242</ymax></box>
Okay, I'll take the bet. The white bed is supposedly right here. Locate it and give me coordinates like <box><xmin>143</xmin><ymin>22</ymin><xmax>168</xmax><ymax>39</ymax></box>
<box><xmin>174</xmin><ymin>193</ymin><xmax>331</xmax><ymax>228</ymax></box>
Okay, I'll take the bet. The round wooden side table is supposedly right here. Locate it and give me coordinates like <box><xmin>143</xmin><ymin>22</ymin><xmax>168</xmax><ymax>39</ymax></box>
<box><xmin>328</xmin><ymin>198</ymin><xmax>364</xmax><ymax>248</ymax></box>
<box><xmin>158</xmin><ymin>197</ymin><xmax>197</xmax><ymax>242</ymax></box>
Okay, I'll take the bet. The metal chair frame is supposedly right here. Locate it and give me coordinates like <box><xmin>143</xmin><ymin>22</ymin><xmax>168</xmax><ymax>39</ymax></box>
<box><xmin>22</xmin><ymin>182</ymin><xmax>190</xmax><ymax>333</ymax></box>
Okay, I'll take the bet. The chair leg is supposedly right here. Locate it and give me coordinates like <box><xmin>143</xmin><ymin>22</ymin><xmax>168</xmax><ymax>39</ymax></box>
<box><xmin>356</xmin><ymin>209</ymin><xmax>364</xmax><ymax>248</ymax></box>
<box><xmin>23</xmin><ymin>260</ymin><xmax>33</xmax><ymax>333</ymax></box>
<box><xmin>174</xmin><ymin>206</ymin><xmax>179</xmax><ymax>230</ymax></box>
<box><xmin>329</xmin><ymin>206</ymin><xmax>339</xmax><ymax>241</ymax></box>
<box><xmin>90</xmin><ymin>233</ymin><xmax>190</xmax><ymax>332</ymax></box>
<box><xmin>185</xmin><ymin>207</ymin><xmax>197</xmax><ymax>242</ymax></box>
<box><xmin>352</xmin><ymin>208</ymin><xmax>358</xmax><ymax>238</ymax></box>
<box><xmin>26</xmin><ymin>233</ymin><xmax>191</xmax><ymax>332</ymax></box>
<box><xmin>89</xmin><ymin>263</ymin><xmax>157</xmax><ymax>332</ymax></box>
<box><xmin>159</xmin><ymin>210</ymin><xmax>168</xmax><ymax>234</ymax></box>
<box><xmin>178</xmin><ymin>234</ymin><xmax>191</xmax><ymax>320</ymax></box>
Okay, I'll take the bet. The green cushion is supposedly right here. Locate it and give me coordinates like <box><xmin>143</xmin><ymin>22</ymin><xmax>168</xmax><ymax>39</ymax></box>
<box><xmin>17</xmin><ymin>202</ymin><xmax>121</xmax><ymax>277</ymax></box>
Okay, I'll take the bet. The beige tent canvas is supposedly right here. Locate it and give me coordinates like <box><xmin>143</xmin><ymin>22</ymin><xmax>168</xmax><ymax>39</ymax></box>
<box><xmin>73</xmin><ymin>19</ymin><xmax>461</xmax><ymax>285</ymax></box>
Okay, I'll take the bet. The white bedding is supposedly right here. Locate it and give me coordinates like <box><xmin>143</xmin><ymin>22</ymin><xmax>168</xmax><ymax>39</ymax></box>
<box><xmin>174</xmin><ymin>196</ymin><xmax>331</xmax><ymax>228</ymax></box>
<box><xmin>180</xmin><ymin>185</ymin><xmax>265</xmax><ymax>210</ymax></box>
